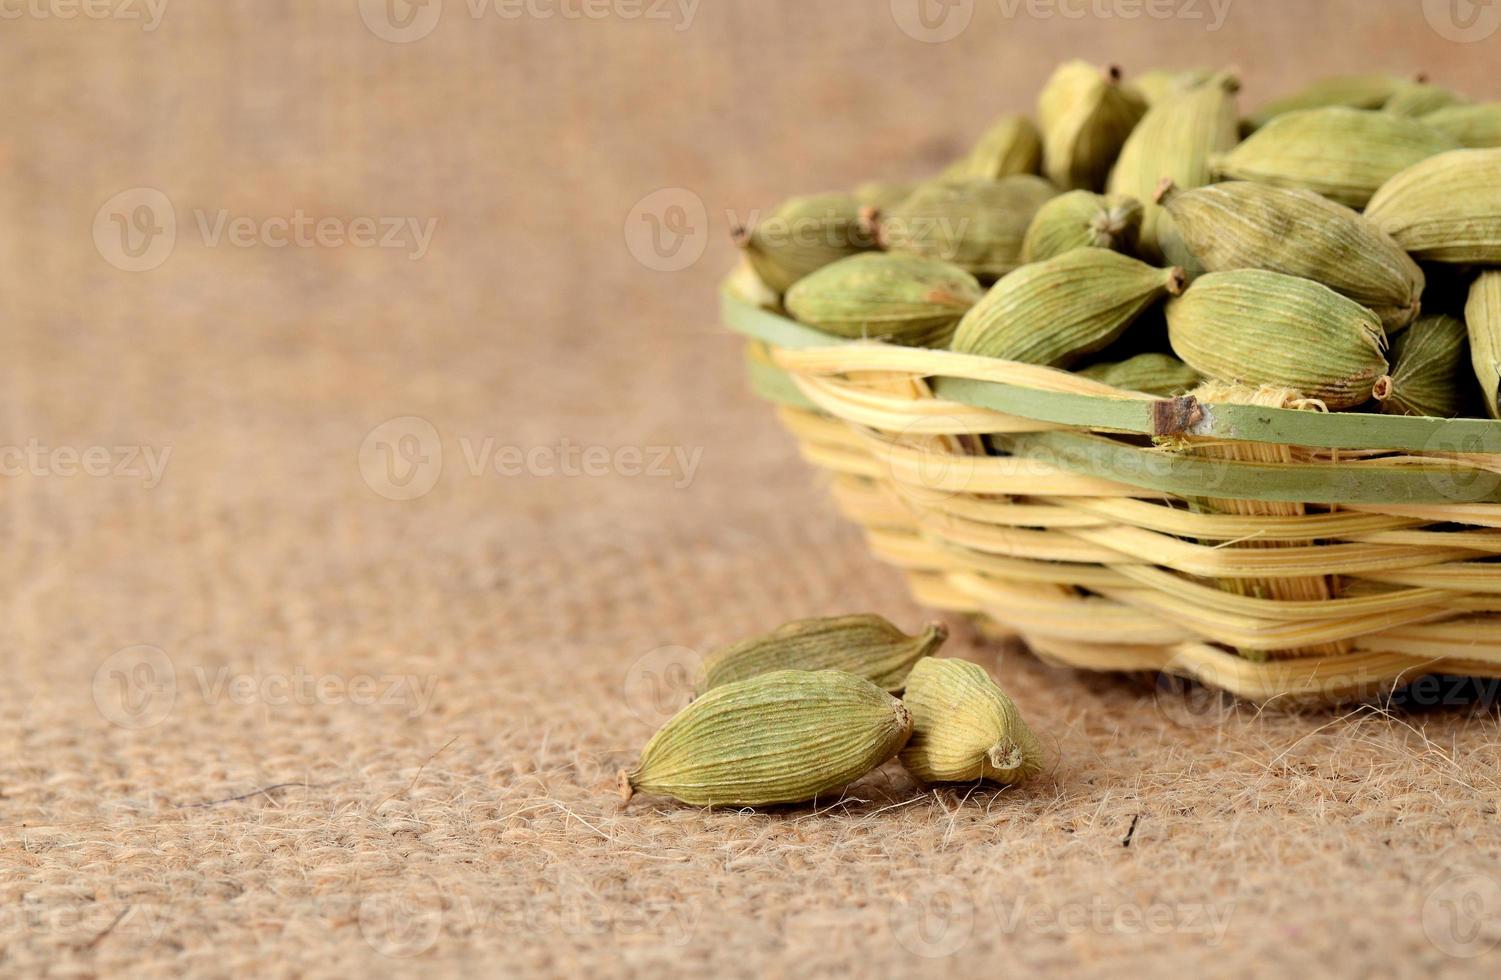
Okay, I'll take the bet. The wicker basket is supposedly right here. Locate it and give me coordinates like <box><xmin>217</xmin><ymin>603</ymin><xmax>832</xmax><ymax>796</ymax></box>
<box><xmin>723</xmin><ymin>282</ymin><xmax>1501</xmax><ymax>702</ymax></box>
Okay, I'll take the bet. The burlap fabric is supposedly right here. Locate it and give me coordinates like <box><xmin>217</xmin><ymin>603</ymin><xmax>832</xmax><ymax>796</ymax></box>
<box><xmin>3</xmin><ymin>2</ymin><xmax>1499</xmax><ymax>975</ymax></box>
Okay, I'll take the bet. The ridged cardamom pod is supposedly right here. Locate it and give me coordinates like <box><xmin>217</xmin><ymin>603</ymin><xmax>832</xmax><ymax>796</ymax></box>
<box><xmin>1381</xmin><ymin>313</ymin><xmax>1469</xmax><ymax>419</ymax></box>
<box><xmin>942</xmin><ymin>115</ymin><xmax>1043</xmax><ymax>180</ymax></box>
<box><xmin>898</xmin><ymin>658</ymin><xmax>1042</xmax><ymax>786</ymax></box>
<box><xmin>1245</xmin><ymin>73</ymin><xmax>1407</xmax><ymax>131</ymax></box>
<box><xmin>1157</xmin><ymin>180</ymin><xmax>1425</xmax><ymax>332</ymax></box>
<box><xmin>784</xmin><ymin>253</ymin><xmax>984</xmax><ymax>347</ymax></box>
<box><xmin>1021</xmin><ymin>190</ymin><xmax>1142</xmax><ymax>262</ymax></box>
<box><xmin>1365</xmin><ymin>148</ymin><xmax>1501</xmax><ymax>264</ymax></box>
<box><xmin>1079</xmin><ymin>352</ymin><xmax>1201</xmax><ymax>397</ymax></box>
<box><xmin>732</xmin><ymin>193</ymin><xmax>873</xmax><ymax>294</ymax></box>
<box><xmin>853</xmin><ymin>180</ymin><xmax>915</xmax><ymax>213</ymax></box>
<box><xmin>876</xmin><ymin>176</ymin><xmax>1057</xmax><ymax>280</ymax></box>
<box><xmin>951</xmin><ymin>249</ymin><xmax>1185</xmax><ymax>366</ymax></box>
<box><xmin>696</xmin><ymin>615</ymin><xmax>948</xmax><ymax>695</ymax></box>
<box><xmin>724</xmin><ymin>259</ymin><xmax>780</xmax><ymax>312</ymax></box>
<box><xmin>1129</xmin><ymin>67</ymin><xmax>1212</xmax><ymax>106</ymax></box>
<box><xmin>1107</xmin><ymin>71</ymin><xmax>1240</xmax><ymax>260</ymax></box>
<box><xmin>1211</xmin><ymin>107</ymin><xmax>1459</xmax><ymax>208</ymax></box>
<box><xmin>621</xmin><ymin>670</ymin><xmax>912</xmax><ymax>807</ymax></box>
<box><xmin>1383</xmin><ymin>82</ymin><xmax>1467</xmax><ymax>118</ymax></box>
<box><xmin>1422</xmin><ymin>102</ymin><xmax>1501</xmax><ymax>148</ymax></box>
<box><xmin>1467</xmin><ymin>271</ymin><xmax>1501</xmax><ymax>418</ymax></box>
<box><xmin>1037</xmin><ymin>62</ymin><xmax>1147</xmax><ymax>192</ymax></box>
<box><xmin>1166</xmin><ymin>269</ymin><xmax>1390</xmax><ymax>410</ymax></box>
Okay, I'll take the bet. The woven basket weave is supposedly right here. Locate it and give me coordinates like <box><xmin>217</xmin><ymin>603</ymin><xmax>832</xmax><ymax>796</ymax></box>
<box><xmin>723</xmin><ymin>282</ymin><xmax>1501</xmax><ymax>702</ymax></box>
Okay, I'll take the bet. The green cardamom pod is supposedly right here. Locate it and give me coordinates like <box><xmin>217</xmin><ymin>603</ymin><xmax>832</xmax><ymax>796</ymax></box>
<box><xmin>1037</xmin><ymin>62</ymin><xmax>1147</xmax><ymax>192</ymax></box>
<box><xmin>951</xmin><ymin>249</ymin><xmax>1185</xmax><ymax>366</ymax></box>
<box><xmin>1021</xmin><ymin>190</ymin><xmax>1142</xmax><ymax>262</ymax></box>
<box><xmin>1466</xmin><ymin>271</ymin><xmax>1501</xmax><ymax>419</ymax></box>
<box><xmin>1245</xmin><ymin>73</ymin><xmax>1407</xmax><ymax>131</ymax></box>
<box><xmin>1212</xmin><ymin>107</ymin><xmax>1459</xmax><ymax>208</ymax></box>
<box><xmin>1381</xmin><ymin>313</ymin><xmax>1469</xmax><ymax>418</ymax></box>
<box><xmin>696</xmin><ymin>614</ymin><xmax>949</xmax><ymax>695</ymax></box>
<box><xmin>732</xmin><ymin>193</ymin><xmax>873</xmax><ymax>294</ymax></box>
<box><xmin>1365</xmin><ymin>148</ymin><xmax>1501</xmax><ymax>264</ymax></box>
<box><xmin>898</xmin><ymin>658</ymin><xmax>1042</xmax><ymax>786</ymax></box>
<box><xmin>1129</xmin><ymin>67</ymin><xmax>1213</xmax><ymax>106</ymax></box>
<box><xmin>853</xmin><ymin>180</ymin><xmax>915</xmax><ymax>213</ymax></box>
<box><xmin>621</xmin><ymin>670</ymin><xmax>912</xmax><ymax>807</ymax></box>
<box><xmin>1166</xmin><ymin>269</ymin><xmax>1390</xmax><ymax>410</ymax></box>
<box><xmin>1422</xmin><ymin>102</ymin><xmax>1501</xmax><ymax>148</ymax></box>
<box><xmin>876</xmin><ymin>176</ymin><xmax>1057</xmax><ymax>280</ymax></box>
<box><xmin>942</xmin><ymin>115</ymin><xmax>1043</xmax><ymax>180</ymax></box>
<box><xmin>1157</xmin><ymin>180</ymin><xmax>1424</xmax><ymax>332</ymax></box>
<box><xmin>784</xmin><ymin>253</ymin><xmax>984</xmax><ymax>347</ymax></box>
<box><xmin>1107</xmin><ymin>71</ymin><xmax>1240</xmax><ymax>260</ymax></box>
<box><xmin>1383</xmin><ymin>82</ymin><xmax>1467</xmax><ymax>118</ymax></box>
<box><xmin>1079</xmin><ymin>352</ymin><xmax>1201</xmax><ymax>397</ymax></box>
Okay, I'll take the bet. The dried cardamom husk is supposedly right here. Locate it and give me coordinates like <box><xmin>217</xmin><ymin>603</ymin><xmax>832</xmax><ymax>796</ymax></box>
<box><xmin>1129</xmin><ymin>67</ymin><xmax>1212</xmax><ymax>106</ymax></box>
<box><xmin>784</xmin><ymin>252</ymin><xmax>983</xmax><ymax>347</ymax></box>
<box><xmin>1381</xmin><ymin>312</ymin><xmax>1468</xmax><ymax>418</ymax></box>
<box><xmin>942</xmin><ymin>115</ymin><xmax>1043</xmax><ymax>180</ymax></box>
<box><xmin>1079</xmin><ymin>352</ymin><xmax>1201</xmax><ymax>397</ymax></box>
<box><xmin>1467</xmin><ymin>271</ymin><xmax>1501</xmax><ymax>418</ymax></box>
<box><xmin>1166</xmin><ymin>269</ymin><xmax>1390</xmax><ymax>410</ymax></box>
<box><xmin>621</xmin><ymin>670</ymin><xmax>912</xmax><ymax>807</ymax></box>
<box><xmin>1365</xmin><ymin>148</ymin><xmax>1501</xmax><ymax>264</ymax></box>
<box><xmin>1020</xmin><ymin>190</ymin><xmax>1142</xmax><ymax>262</ymax></box>
<box><xmin>732</xmin><ymin>193</ymin><xmax>873</xmax><ymax>294</ymax></box>
<box><xmin>696</xmin><ymin>614</ymin><xmax>948</xmax><ymax>695</ymax></box>
<box><xmin>876</xmin><ymin>176</ymin><xmax>1057</xmax><ymax>280</ymax></box>
<box><xmin>951</xmin><ymin>249</ymin><xmax>1184</xmax><ymax>366</ymax></box>
<box><xmin>1245</xmin><ymin>73</ymin><xmax>1407</xmax><ymax>130</ymax></box>
<box><xmin>1422</xmin><ymin>102</ymin><xmax>1501</xmax><ymax>148</ymax></box>
<box><xmin>1157</xmin><ymin>180</ymin><xmax>1424</xmax><ymax>332</ymax></box>
<box><xmin>898</xmin><ymin>658</ymin><xmax>1042</xmax><ymax>786</ymax></box>
<box><xmin>1384</xmin><ymin>81</ymin><xmax>1467</xmax><ymax>118</ymax></box>
<box><xmin>724</xmin><ymin>258</ymin><xmax>781</xmax><ymax>312</ymax></box>
<box><xmin>1211</xmin><ymin>107</ymin><xmax>1459</xmax><ymax>208</ymax></box>
<box><xmin>1037</xmin><ymin>62</ymin><xmax>1147</xmax><ymax>192</ymax></box>
<box><xmin>1107</xmin><ymin>71</ymin><xmax>1240</xmax><ymax>260</ymax></box>
<box><xmin>853</xmin><ymin>180</ymin><xmax>915</xmax><ymax>213</ymax></box>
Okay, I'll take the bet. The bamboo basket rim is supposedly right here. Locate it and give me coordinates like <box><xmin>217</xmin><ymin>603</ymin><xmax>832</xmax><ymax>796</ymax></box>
<box><xmin>722</xmin><ymin>288</ymin><xmax>1501</xmax><ymax>454</ymax></box>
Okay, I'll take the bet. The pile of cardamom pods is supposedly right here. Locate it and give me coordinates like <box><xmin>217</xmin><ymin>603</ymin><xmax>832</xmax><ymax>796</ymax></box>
<box><xmin>732</xmin><ymin>64</ymin><xmax>1501</xmax><ymax>417</ymax></box>
<box><xmin>620</xmin><ymin>615</ymin><xmax>1042</xmax><ymax>807</ymax></box>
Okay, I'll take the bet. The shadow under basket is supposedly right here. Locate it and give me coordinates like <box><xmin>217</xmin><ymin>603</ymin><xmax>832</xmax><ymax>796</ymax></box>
<box><xmin>723</xmin><ymin>284</ymin><xmax>1501</xmax><ymax>704</ymax></box>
